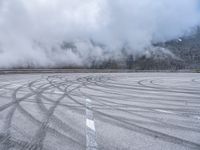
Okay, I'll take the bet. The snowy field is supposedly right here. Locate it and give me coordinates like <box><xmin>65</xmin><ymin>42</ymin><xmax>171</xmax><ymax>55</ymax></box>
<box><xmin>0</xmin><ymin>73</ymin><xmax>199</xmax><ymax>150</ymax></box>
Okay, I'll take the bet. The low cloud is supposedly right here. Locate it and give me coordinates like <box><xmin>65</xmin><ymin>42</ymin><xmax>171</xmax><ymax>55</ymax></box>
<box><xmin>0</xmin><ymin>0</ymin><xmax>199</xmax><ymax>68</ymax></box>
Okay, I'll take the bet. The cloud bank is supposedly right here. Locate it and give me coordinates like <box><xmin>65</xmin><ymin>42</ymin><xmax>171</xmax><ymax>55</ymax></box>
<box><xmin>0</xmin><ymin>0</ymin><xmax>199</xmax><ymax>68</ymax></box>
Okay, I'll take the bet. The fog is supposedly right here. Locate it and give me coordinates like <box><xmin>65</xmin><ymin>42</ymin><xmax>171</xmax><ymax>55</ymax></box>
<box><xmin>0</xmin><ymin>0</ymin><xmax>199</xmax><ymax>68</ymax></box>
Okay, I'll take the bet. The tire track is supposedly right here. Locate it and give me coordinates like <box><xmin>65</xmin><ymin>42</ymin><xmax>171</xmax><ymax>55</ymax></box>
<box><xmin>21</xmin><ymin>76</ymin><xmax>85</xmax><ymax>150</ymax></box>
<box><xmin>75</xmin><ymin>75</ymin><xmax>200</xmax><ymax>150</ymax></box>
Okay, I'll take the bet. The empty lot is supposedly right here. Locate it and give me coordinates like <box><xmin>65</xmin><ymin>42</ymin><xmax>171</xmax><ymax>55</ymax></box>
<box><xmin>0</xmin><ymin>73</ymin><xmax>199</xmax><ymax>150</ymax></box>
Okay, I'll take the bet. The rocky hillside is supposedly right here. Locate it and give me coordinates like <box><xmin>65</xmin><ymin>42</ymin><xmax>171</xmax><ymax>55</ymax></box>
<box><xmin>161</xmin><ymin>29</ymin><xmax>200</xmax><ymax>69</ymax></box>
<box><xmin>122</xmin><ymin>28</ymin><xmax>200</xmax><ymax>70</ymax></box>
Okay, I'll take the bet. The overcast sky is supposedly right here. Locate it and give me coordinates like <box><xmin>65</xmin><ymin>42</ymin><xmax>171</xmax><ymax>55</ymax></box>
<box><xmin>0</xmin><ymin>0</ymin><xmax>199</xmax><ymax>68</ymax></box>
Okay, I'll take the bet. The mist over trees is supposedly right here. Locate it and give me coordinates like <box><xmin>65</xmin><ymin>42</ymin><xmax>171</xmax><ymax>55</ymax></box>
<box><xmin>90</xmin><ymin>27</ymin><xmax>200</xmax><ymax>70</ymax></box>
<box><xmin>0</xmin><ymin>0</ymin><xmax>200</xmax><ymax>69</ymax></box>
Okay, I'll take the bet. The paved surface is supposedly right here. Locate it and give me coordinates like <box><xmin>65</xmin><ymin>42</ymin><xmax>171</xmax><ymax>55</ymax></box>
<box><xmin>0</xmin><ymin>73</ymin><xmax>199</xmax><ymax>150</ymax></box>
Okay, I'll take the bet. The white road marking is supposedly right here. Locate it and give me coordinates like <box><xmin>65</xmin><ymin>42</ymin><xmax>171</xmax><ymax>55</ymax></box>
<box><xmin>86</xmin><ymin>99</ymin><xmax>92</xmax><ymax>103</ymax></box>
<box><xmin>87</xmin><ymin>119</ymin><xmax>95</xmax><ymax>131</ymax></box>
<box><xmin>8</xmin><ymin>84</ymin><xmax>22</xmax><ymax>88</ymax></box>
<box><xmin>155</xmin><ymin>109</ymin><xmax>174</xmax><ymax>114</ymax></box>
<box><xmin>54</xmin><ymin>91</ymin><xmax>64</xmax><ymax>94</ymax></box>
<box><xmin>86</xmin><ymin>98</ymin><xmax>98</xmax><ymax>150</ymax></box>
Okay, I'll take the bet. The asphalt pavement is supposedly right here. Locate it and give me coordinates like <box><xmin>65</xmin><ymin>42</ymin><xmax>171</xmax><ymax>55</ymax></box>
<box><xmin>0</xmin><ymin>73</ymin><xmax>199</xmax><ymax>150</ymax></box>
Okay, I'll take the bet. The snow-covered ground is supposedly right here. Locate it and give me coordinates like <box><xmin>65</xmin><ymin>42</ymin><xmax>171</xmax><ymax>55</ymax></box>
<box><xmin>0</xmin><ymin>73</ymin><xmax>199</xmax><ymax>150</ymax></box>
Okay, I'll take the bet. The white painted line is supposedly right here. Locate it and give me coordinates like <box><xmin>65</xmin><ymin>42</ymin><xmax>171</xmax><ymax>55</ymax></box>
<box><xmin>86</xmin><ymin>99</ymin><xmax>92</xmax><ymax>103</ymax></box>
<box><xmin>5</xmin><ymin>84</ymin><xmax>22</xmax><ymax>88</ymax></box>
<box><xmin>87</xmin><ymin>119</ymin><xmax>95</xmax><ymax>131</ymax></box>
<box><xmin>155</xmin><ymin>109</ymin><xmax>174</xmax><ymax>114</ymax></box>
<box><xmin>53</xmin><ymin>91</ymin><xmax>63</xmax><ymax>94</ymax></box>
<box><xmin>86</xmin><ymin>98</ymin><xmax>98</xmax><ymax>150</ymax></box>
